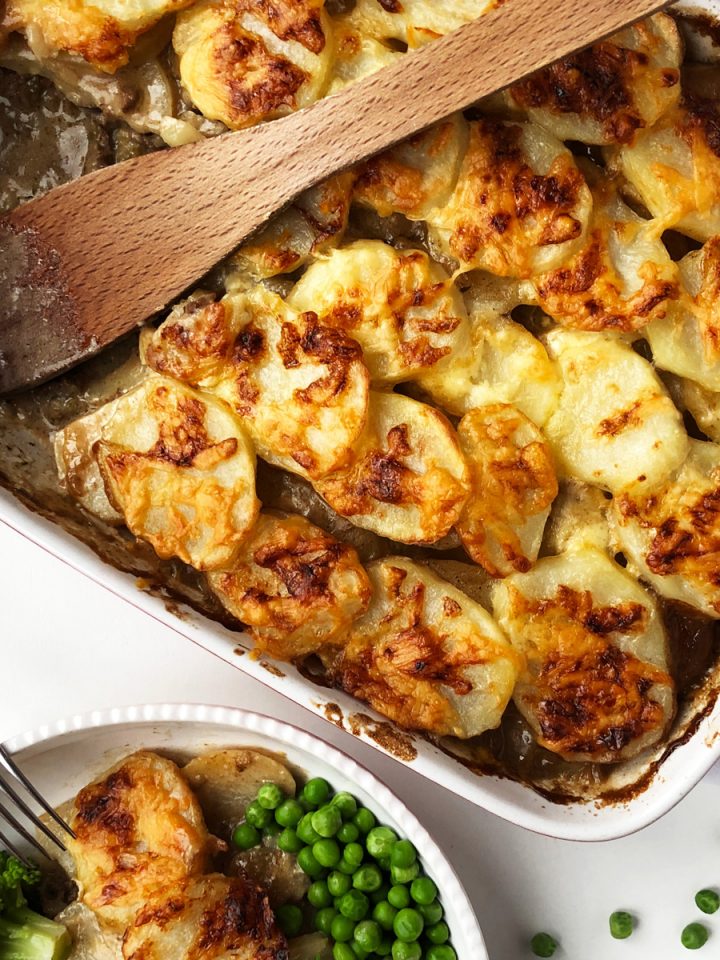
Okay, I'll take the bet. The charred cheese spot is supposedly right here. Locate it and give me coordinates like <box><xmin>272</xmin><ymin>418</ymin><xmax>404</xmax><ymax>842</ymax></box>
<box><xmin>287</xmin><ymin>240</ymin><xmax>471</xmax><ymax>384</ymax></box>
<box><xmin>456</xmin><ymin>405</ymin><xmax>558</xmax><ymax>577</ymax></box>
<box><xmin>67</xmin><ymin>752</ymin><xmax>209</xmax><ymax>931</ymax></box>
<box><xmin>612</xmin><ymin>439</ymin><xmax>720</xmax><ymax>618</ymax></box>
<box><xmin>328</xmin><ymin>556</ymin><xmax>520</xmax><ymax>738</ymax></box>
<box><xmin>493</xmin><ymin>549</ymin><xmax>674</xmax><ymax>762</ymax></box>
<box><xmin>544</xmin><ymin>329</ymin><xmax>688</xmax><ymax>494</ymax></box>
<box><xmin>173</xmin><ymin>0</ymin><xmax>333</xmax><ymax>129</ymax></box>
<box><xmin>93</xmin><ymin>377</ymin><xmax>259</xmax><ymax>570</ymax></box>
<box><xmin>426</xmin><ymin>119</ymin><xmax>592</xmax><ymax>278</ymax></box>
<box><xmin>508</xmin><ymin>14</ymin><xmax>681</xmax><ymax>145</ymax></box>
<box><xmin>315</xmin><ymin>390</ymin><xmax>469</xmax><ymax>544</ymax></box>
<box><xmin>207</xmin><ymin>511</ymin><xmax>371</xmax><ymax>660</ymax></box>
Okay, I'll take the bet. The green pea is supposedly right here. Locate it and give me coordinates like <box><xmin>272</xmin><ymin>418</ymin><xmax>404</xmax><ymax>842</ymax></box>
<box><xmin>257</xmin><ymin>783</ymin><xmax>284</xmax><ymax>810</ymax></box>
<box><xmin>367</xmin><ymin>826</ymin><xmax>398</xmax><ymax>860</ymax></box>
<box><xmin>390</xmin><ymin>840</ymin><xmax>417</xmax><ymax>870</ymax></box>
<box><xmin>314</xmin><ymin>838</ymin><xmax>342</xmax><ymax>868</ymax></box>
<box><xmin>332</xmin><ymin>792</ymin><xmax>359</xmax><ymax>819</ymax></box>
<box><xmin>303</xmin><ymin>777</ymin><xmax>331</xmax><ymax>808</ymax></box>
<box><xmin>275</xmin><ymin>904</ymin><xmax>302</xmax><ymax>938</ymax></box>
<box><xmin>350</xmin><ymin>944</ymin><xmax>369</xmax><ymax>960</ymax></box>
<box><xmin>338</xmin><ymin>889</ymin><xmax>370</xmax><ymax>921</ymax></box>
<box><xmin>419</xmin><ymin>901</ymin><xmax>443</xmax><ymax>924</ymax></box>
<box><xmin>426</xmin><ymin>921</ymin><xmax>450</xmax><ymax>945</ymax></box>
<box><xmin>328</xmin><ymin>871</ymin><xmax>353</xmax><ymax>897</ymax></box>
<box><xmin>338</xmin><ymin>822</ymin><xmax>360</xmax><ymax>844</ymax></box>
<box><xmin>371</xmin><ymin>883</ymin><xmax>391</xmax><ymax>905</ymax></box>
<box><xmin>245</xmin><ymin>800</ymin><xmax>272</xmax><ymax>829</ymax></box>
<box><xmin>297</xmin><ymin>813</ymin><xmax>322</xmax><ymax>845</ymax></box>
<box><xmin>354</xmin><ymin>920</ymin><xmax>383</xmax><ymax>952</ymax></box>
<box><xmin>338</xmin><ymin>856</ymin><xmax>359</xmax><ymax>876</ymax></box>
<box><xmin>391</xmin><ymin>942</ymin><xmax>421</xmax><ymax>960</ymax></box>
<box><xmin>353</xmin><ymin>864</ymin><xmax>384</xmax><ymax>893</ymax></box>
<box><xmin>275</xmin><ymin>799</ymin><xmax>304</xmax><ymax>828</ymax></box>
<box><xmin>277</xmin><ymin>828</ymin><xmax>304</xmax><ymax>854</ymax></box>
<box><xmin>264</xmin><ymin>820</ymin><xmax>282</xmax><ymax>837</ymax></box>
<box><xmin>372</xmin><ymin>901</ymin><xmax>398</xmax><ymax>932</ymax></box>
<box><xmin>314</xmin><ymin>906</ymin><xmax>337</xmax><ymax>935</ymax></box>
<box><xmin>312</xmin><ymin>805</ymin><xmax>343</xmax><ymax>839</ymax></box>
<box><xmin>344</xmin><ymin>843</ymin><xmax>365</xmax><ymax>868</ymax></box>
<box><xmin>376</xmin><ymin>938</ymin><xmax>393</xmax><ymax>957</ymax></box>
<box><xmin>331</xmin><ymin>914</ymin><xmax>356</xmax><ymax>943</ymax></box>
<box><xmin>231</xmin><ymin>823</ymin><xmax>260</xmax><ymax>850</ymax></box>
<box><xmin>696</xmin><ymin>890</ymin><xmax>720</xmax><ymax>915</ymax></box>
<box><xmin>609</xmin><ymin>911</ymin><xmax>634</xmax><ymax>940</ymax></box>
<box><xmin>307</xmin><ymin>880</ymin><xmax>333</xmax><ymax>909</ymax></box>
<box><xmin>410</xmin><ymin>877</ymin><xmax>437</xmax><ymax>906</ymax></box>
<box><xmin>425</xmin><ymin>947</ymin><xmax>456</xmax><ymax>960</ymax></box>
<box><xmin>393</xmin><ymin>908</ymin><xmax>424</xmax><ymax>943</ymax></box>
<box><xmin>530</xmin><ymin>933</ymin><xmax>557</xmax><ymax>958</ymax></box>
<box><xmin>391</xmin><ymin>863</ymin><xmax>419</xmax><ymax>885</ymax></box>
<box><xmin>353</xmin><ymin>808</ymin><xmax>377</xmax><ymax>834</ymax></box>
<box><xmin>388</xmin><ymin>886</ymin><xmax>411</xmax><ymax>910</ymax></box>
<box><xmin>297</xmin><ymin>846</ymin><xmax>325</xmax><ymax>878</ymax></box>
<box><xmin>681</xmin><ymin>923</ymin><xmax>709</xmax><ymax>950</ymax></box>
<box><xmin>333</xmin><ymin>945</ymin><xmax>355</xmax><ymax>960</ymax></box>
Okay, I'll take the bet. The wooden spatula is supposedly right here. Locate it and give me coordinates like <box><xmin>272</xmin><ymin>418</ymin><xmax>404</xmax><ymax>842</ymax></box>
<box><xmin>0</xmin><ymin>0</ymin><xmax>670</xmax><ymax>395</ymax></box>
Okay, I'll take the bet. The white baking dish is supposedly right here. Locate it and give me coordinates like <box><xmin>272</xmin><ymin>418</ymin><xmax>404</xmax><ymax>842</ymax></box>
<box><xmin>0</xmin><ymin>703</ymin><xmax>488</xmax><ymax>959</ymax></box>
<box><xmin>2</xmin><ymin>0</ymin><xmax>720</xmax><ymax>842</ymax></box>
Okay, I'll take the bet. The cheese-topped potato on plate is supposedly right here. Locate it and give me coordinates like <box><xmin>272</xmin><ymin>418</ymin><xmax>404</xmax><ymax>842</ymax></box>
<box><xmin>66</xmin><ymin>751</ymin><xmax>210</xmax><ymax>931</ymax></box>
<box><xmin>493</xmin><ymin>548</ymin><xmax>675</xmax><ymax>762</ymax></box>
<box><xmin>544</xmin><ymin>329</ymin><xmax>688</xmax><ymax>494</ymax></box>
<box><xmin>456</xmin><ymin>405</ymin><xmax>558</xmax><ymax>577</ymax></box>
<box><xmin>507</xmin><ymin>14</ymin><xmax>681</xmax><ymax>145</ymax></box>
<box><xmin>286</xmin><ymin>240</ymin><xmax>471</xmax><ymax>384</ymax></box>
<box><xmin>93</xmin><ymin>377</ymin><xmax>259</xmax><ymax>570</ymax></box>
<box><xmin>426</xmin><ymin>119</ymin><xmax>592</xmax><ymax>277</ymax></box>
<box><xmin>173</xmin><ymin>0</ymin><xmax>333</xmax><ymax>129</ymax></box>
<box><xmin>329</xmin><ymin>557</ymin><xmax>521</xmax><ymax>738</ymax></box>
<box><xmin>208</xmin><ymin>511</ymin><xmax>372</xmax><ymax>660</ymax></box>
<box><xmin>612</xmin><ymin>439</ymin><xmax>720</xmax><ymax>618</ymax></box>
<box><xmin>315</xmin><ymin>391</ymin><xmax>469</xmax><ymax>544</ymax></box>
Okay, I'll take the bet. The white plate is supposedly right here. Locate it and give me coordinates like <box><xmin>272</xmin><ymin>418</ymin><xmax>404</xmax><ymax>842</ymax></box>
<box><xmin>1</xmin><ymin>702</ymin><xmax>487</xmax><ymax>960</ymax></box>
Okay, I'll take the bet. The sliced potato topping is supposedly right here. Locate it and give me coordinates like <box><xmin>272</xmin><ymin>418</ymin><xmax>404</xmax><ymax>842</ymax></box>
<box><xmin>173</xmin><ymin>0</ymin><xmax>333</xmax><ymax>129</ymax></box>
<box><xmin>456</xmin><ymin>405</ymin><xmax>558</xmax><ymax>577</ymax></box>
<box><xmin>207</xmin><ymin>511</ymin><xmax>371</xmax><ymax>660</ymax></box>
<box><xmin>544</xmin><ymin>329</ymin><xmax>688</xmax><ymax>494</ymax></box>
<box><xmin>66</xmin><ymin>751</ymin><xmax>209</xmax><ymax>931</ymax></box>
<box><xmin>426</xmin><ymin>119</ymin><xmax>592</xmax><ymax>278</ymax></box>
<box><xmin>315</xmin><ymin>390</ymin><xmax>469</xmax><ymax>544</ymax></box>
<box><xmin>325</xmin><ymin>15</ymin><xmax>398</xmax><ymax>94</ymax></box>
<box><xmin>493</xmin><ymin>548</ymin><xmax>675</xmax><ymax>762</ymax></box>
<box><xmin>287</xmin><ymin>240</ymin><xmax>471</xmax><ymax>384</ymax></box>
<box><xmin>343</xmin><ymin>0</ymin><xmax>494</xmax><ymax>49</ymax></box>
<box><xmin>507</xmin><ymin>14</ymin><xmax>681</xmax><ymax>145</ymax></box>
<box><xmin>612</xmin><ymin>439</ymin><xmax>720</xmax><ymax>618</ymax></box>
<box><xmin>542</xmin><ymin>481</ymin><xmax>611</xmax><ymax>556</ymax></box>
<box><xmin>646</xmin><ymin>236</ymin><xmax>720</xmax><ymax>390</ymax></box>
<box><xmin>329</xmin><ymin>557</ymin><xmax>521</xmax><ymax>738</ymax></box>
<box><xmin>675</xmin><ymin>376</ymin><xmax>720</xmax><ymax>444</ymax></box>
<box><xmin>94</xmin><ymin>377</ymin><xmax>259</xmax><ymax>569</ymax></box>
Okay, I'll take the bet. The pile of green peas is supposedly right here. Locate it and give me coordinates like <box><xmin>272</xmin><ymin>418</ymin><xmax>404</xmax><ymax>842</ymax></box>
<box><xmin>232</xmin><ymin>777</ymin><xmax>456</xmax><ymax>960</ymax></box>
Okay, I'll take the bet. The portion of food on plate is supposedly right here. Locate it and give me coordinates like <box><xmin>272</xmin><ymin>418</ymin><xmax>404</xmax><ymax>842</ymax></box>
<box><xmin>2</xmin><ymin>3</ymin><xmax>720</xmax><ymax>800</ymax></box>
<box><xmin>27</xmin><ymin>747</ymin><xmax>457</xmax><ymax>960</ymax></box>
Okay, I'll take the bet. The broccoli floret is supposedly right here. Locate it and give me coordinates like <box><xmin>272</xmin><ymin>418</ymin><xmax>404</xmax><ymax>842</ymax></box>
<box><xmin>0</xmin><ymin>853</ymin><xmax>70</xmax><ymax>960</ymax></box>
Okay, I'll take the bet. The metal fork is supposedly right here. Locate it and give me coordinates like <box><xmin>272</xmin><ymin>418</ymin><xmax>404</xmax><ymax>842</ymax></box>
<box><xmin>0</xmin><ymin>744</ymin><xmax>75</xmax><ymax>863</ymax></box>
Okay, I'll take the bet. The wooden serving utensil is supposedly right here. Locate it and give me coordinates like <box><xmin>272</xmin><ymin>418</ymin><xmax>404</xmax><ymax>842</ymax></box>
<box><xmin>0</xmin><ymin>0</ymin><xmax>670</xmax><ymax>395</ymax></box>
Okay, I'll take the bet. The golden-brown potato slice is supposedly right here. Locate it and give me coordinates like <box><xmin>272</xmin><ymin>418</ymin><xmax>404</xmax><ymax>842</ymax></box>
<box><xmin>493</xmin><ymin>548</ymin><xmax>675</xmax><ymax>762</ymax></box>
<box><xmin>426</xmin><ymin>119</ymin><xmax>592</xmax><ymax>278</ymax></box>
<box><xmin>456</xmin><ymin>405</ymin><xmax>558</xmax><ymax>577</ymax></box>
<box><xmin>94</xmin><ymin>377</ymin><xmax>259</xmax><ymax>570</ymax></box>
<box><xmin>507</xmin><ymin>14</ymin><xmax>681</xmax><ymax>145</ymax></box>
<box><xmin>541</xmin><ymin>481</ymin><xmax>611</xmax><ymax>556</ymax></box>
<box><xmin>67</xmin><ymin>751</ymin><xmax>209</xmax><ymax>931</ymax></box>
<box><xmin>342</xmin><ymin>0</ymin><xmax>493</xmax><ymax>49</ymax></box>
<box><xmin>121</xmin><ymin>873</ymin><xmax>286</xmax><ymax>960</ymax></box>
<box><xmin>329</xmin><ymin>557</ymin><xmax>520</xmax><ymax>738</ymax></box>
<box><xmin>325</xmin><ymin>16</ymin><xmax>398</xmax><ymax>94</ymax></box>
<box><xmin>173</xmin><ymin>0</ymin><xmax>333</xmax><ymax>129</ymax></box>
<box><xmin>286</xmin><ymin>240</ymin><xmax>471</xmax><ymax>384</ymax></box>
<box><xmin>612</xmin><ymin>439</ymin><xmax>720</xmax><ymax>618</ymax></box>
<box><xmin>315</xmin><ymin>391</ymin><xmax>469</xmax><ymax>544</ymax></box>
<box><xmin>674</xmin><ymin>376</ymin><xmax>720</xmax><ymax>443</ymax></box>
<box><xmin>543</xmin><ymin>329</ymin><xmax>688</xmax><ymax>494</ymax></box>
<box><xmin>207</xmin><ymin>512</ymin><xmax>372</xmax><ymax>660</ymax></box>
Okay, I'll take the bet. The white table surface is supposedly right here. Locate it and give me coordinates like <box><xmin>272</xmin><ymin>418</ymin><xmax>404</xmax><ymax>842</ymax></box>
<box><xmin>2</xmin><ymin>520</ymin><xmax>720</xmax><ymax>960</ymax></box>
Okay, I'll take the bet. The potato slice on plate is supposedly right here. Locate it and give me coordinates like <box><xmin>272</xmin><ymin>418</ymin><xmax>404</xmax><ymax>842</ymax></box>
<box><xmin>493</xmin><ymin>548</ymin><xmax>675</xmax><ymax>762</ymax></box>
<box><xmin>315</xmin><ymin>391</ymin><xmax>469</xmax><ymax>544</ymax></box>
<box><xmin>673</xmin><ymin>375</ymin><xmax>720</xmax><ymax>443</ymax></box>
<box><xmin>456</xmin><ymin>405</ymin><xmax>558</xmax><ymax>577</ymax></box>
<box><xmin>287</xmin><ymin>240</ymin><xmax>471</xmax><ymax>384</ymax></box>
<box><xmin>207</xmin><ymin>512</ymin><xmax>372</xmax><ymax>660</ymax></box>
<box><xmin>343</xmin><ymin>0</ymin><xmax>493</xmax><ymax>49</ymax></box>
<box><xmin>330</xmin><ymin>557</ymin><xmax>521</xmax><ymax>738</ymax></box>
<box><xmin>93</xmin><ymin>377</ymin><xmax>259</xmax><ymax>570</ymax></box>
